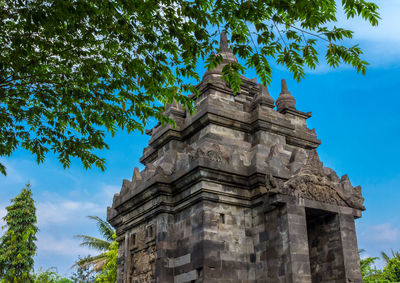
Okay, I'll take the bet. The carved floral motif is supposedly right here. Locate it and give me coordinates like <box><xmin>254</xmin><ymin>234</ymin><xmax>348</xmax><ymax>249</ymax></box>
<box><xmin>267</xmin><ymin>150</ymin><xmax>365</xmax><ymax>210</ymax></box>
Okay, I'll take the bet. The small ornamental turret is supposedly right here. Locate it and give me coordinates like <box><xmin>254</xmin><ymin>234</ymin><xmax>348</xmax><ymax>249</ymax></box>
<box><xmin>202</xmin><ymin>32</ymin><xmax>238</xmax><ymax>81</ymax></box>
<box><xmin>164</xmin><ymin>100</ymin><xmax>186</xmax><ymax>119</ymax></box>
<box><xmin>276</xmin><ymin>79</ymin><xmax>296</xmax><ymax>112</ymax></box>
<box><xmin>219</xmin><ymin>31</ymin><xmax>238</xmax><ymax>63</ymax></box>
<box><xmin>275</xmin><ymin>79</ymin><xmax>312</xmax><ymax>127</ymax></box>
<box><xmin>251</xmin><ymin>83</ymin><xmax>274</xmax><ymax>109</ymax></box>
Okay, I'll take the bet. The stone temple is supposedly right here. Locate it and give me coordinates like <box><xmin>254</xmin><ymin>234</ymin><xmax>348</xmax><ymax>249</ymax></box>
<box><xmin>107</xmin><ymin>33</ymin><xmax>365</xmax><ymax>283</ymax></box>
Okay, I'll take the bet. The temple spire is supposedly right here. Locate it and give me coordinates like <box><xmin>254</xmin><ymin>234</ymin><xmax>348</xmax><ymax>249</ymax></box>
<box><xmin>219</xmin><ymin>31</ymin><xmax>237</xmax><ymax>63</ymax></box>
<box><xmin>281</xmin><ymin>79</ymin><xmax>290</xmax><ymax>94</ymax></box>
<box><xmin>220</xmin><ymin>32</ymin><xmax>230</xmax><ymax>53</ymax></box>
<box><xmin>202</xmin><ymin>31</ymin><xmax>237</xmax><ymax>80</ymax></box>
<box><xmin>276</xmin><ymin>79</ymin><xmax>296</xmax><ymax>112</ymax></box>
<box><xmin>252</xmin><ymin>83</ymin><xmax>274</xmax><ymax>109</ymax></box>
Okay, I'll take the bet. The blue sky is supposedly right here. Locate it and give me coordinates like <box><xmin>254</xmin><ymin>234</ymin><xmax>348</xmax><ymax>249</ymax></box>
<box><xmin>1</xmin><ymin>0</ymin><xmax>400</xmax><ymax>276</ymax></box>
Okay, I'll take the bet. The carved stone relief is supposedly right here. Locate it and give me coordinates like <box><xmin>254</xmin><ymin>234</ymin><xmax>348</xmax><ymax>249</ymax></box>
<box><xmin>129</xmin><ymin>245</ymin><xmax>156</xmax><ymax>283</ymax></box>
<box><xmin>267</xmin><ymin>150</ymin><xmax>364</xmax><ymax>210</ymax></box>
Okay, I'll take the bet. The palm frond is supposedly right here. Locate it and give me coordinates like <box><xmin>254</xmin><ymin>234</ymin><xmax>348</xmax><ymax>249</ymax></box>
<box><xmin>390</xmin><ymin>249</ymin><xmax>400</xmax><ymax>260</ymax></box>
<box><xmin>87</xmin><ymin>215</ymin><xmax>114</xmax><ymax>242</ymax></box>
<box><xmin>73</xmin><ymin>215</ymin><xmax>116</xmax><ymax>274</ymax></box>
<box><xmin>72</xmin><ymin>253</ymin><xmax>107</xmax><ymax>270</ymax></box>
<box><xmin>75</xmin><ymin>235</ymin><xmax>111</xmax><ymax>252</ymax></box>
<box><xmin>381</xmin><ymin>251</ymin><xmax>390</xmax><ymax>263</ymax></box>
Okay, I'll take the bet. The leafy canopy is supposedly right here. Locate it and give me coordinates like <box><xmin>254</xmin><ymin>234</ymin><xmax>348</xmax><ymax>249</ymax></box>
<box><xmin>360</xmin><ymin>249</ymin><xmax>400</xmax><ymax>282</ymax></box>
<box><xmin>360</xmin><ymin>255</ymin><xmax>384</xmax><ymax>281</ymax></box>
<box><xmin>0</xmin><ymin>0</ymin><xmax>379</xmax><ymax>174</ymax></box>
<box><xmin>0</xmin><ymin>184</ymin><xmax>38</xmax><ymax>282</ymax></box>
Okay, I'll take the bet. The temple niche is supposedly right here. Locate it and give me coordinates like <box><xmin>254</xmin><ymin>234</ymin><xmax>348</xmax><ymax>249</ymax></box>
<box><xmin>107</xmin><ymin>33</ymin><xmax>364</xmax><ymax>283</ymax></box>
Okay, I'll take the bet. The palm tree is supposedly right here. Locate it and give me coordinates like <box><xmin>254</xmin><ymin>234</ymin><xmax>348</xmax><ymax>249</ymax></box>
<box><xmin>74</xmin><ymin>216</ymin><xmax>115</xmax><ymax>272</ymax></box>
<box><xmin>381</xmin><ymin>249</ymin><xmax>400</xmax><ymax>264</ymax></box>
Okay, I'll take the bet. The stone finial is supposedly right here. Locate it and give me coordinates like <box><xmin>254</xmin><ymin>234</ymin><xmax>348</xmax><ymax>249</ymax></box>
<box><xmin>202</xmin><ymin>31</ymin><xmax>237</xmax><ymax>80</ymax></box>
<box><xmin>260</xmin><ymin>84</ymin><xmax>275</xmax><ymax>105</ymax></box>
<box><xmin>218</xmin><ymin>31</ymin><xmax>237</xmax><ymax>63</ymax></box>
<box><xmin>165</xmin><ymin>100</ymin><xmax>186</xmax><ymax>118</ymax></box>
<box><xmin>172</xmin><ymin>99</ymin><xmax>185</xmax><ymax>111</ymax></box>
<box><xmin>281</xmin><ymin>79</ymin><xmax>290</xmax><ymax>94</ymax></box>
<box><xmin>220</xmin><ymin>32</ymin><xmax>230</xmax><ymax>53</ymax></box>
<box><xmin>276</xmin><ymin>79</ymin><xmax>296</xmax><ymax>113</ymax></box>
<box><xmin>252</xmin><ymin>83</ymin><xmax>274</xmax><ymax>109</ymax></box>
<box><xmin>132</xmin><ymin>167</ymin><xmax>142</xmax><ymax>182</ymax></box>
<box><xmin>145</xmin><ymin>128</ymin><xmax>153</xmax><ymax>136</ymax></box>
<box><xmin>112</xmin><ymin>193</ymin><xmax>120</xmax><ymax>205</ymax></box>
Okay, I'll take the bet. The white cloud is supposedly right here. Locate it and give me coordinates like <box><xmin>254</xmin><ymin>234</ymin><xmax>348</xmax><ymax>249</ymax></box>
<box><xmin>35</xmin><ymin>184</ymin><xmax>117</xmax><ymax>227</ymax></box>
<box><xmin>36</xmin><ymin>234</ymin><xmax>92</xmax><ymax>257</ymax></box>
<box><xmin>36</xmin><ymin>199</ymin><xmax>105</xmax><ymax>226</ymax></box>
<box><xmin>0</xmin><ymin>206</ymin><xmax>6</xmax><ymax>218</ymax></box>
<box><xmin>360</xmin><ymin>252</ymin><xmax>371</xmax><ymax>260</ymax></box>
<box><xmin>32</xmin><ymin>186</ymin><xmax>117</xmax><ymax>273</ymax></box>
<box><xmin>365</xmin><ymin>223</ymin><xmax>399</xmax><ymax>243</ymax></box>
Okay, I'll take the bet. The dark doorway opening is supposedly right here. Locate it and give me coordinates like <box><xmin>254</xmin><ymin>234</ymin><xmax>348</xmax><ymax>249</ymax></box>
<box><xmin>306</xmin><ymin>208</ymin><xmax>345</xmax><ymax>282</ymax></box>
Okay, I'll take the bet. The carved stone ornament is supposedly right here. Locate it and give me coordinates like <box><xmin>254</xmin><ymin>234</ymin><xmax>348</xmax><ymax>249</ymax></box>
<box><xmin>188</xmin><ymin>143</ymin><xmax>230</xmax><ymax>164</ymax></box>
<box><xmin>267</xmin><ymin>150</ymin><xmax>365</xmax><ymax>210</ymax></box>
<box><xmin>129</xmin><ymin>245</ymin><xmax>156</xmax><ymax>282</ymax></box>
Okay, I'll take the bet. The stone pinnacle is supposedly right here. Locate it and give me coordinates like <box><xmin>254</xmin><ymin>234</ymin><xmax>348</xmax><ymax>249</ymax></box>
<box><xmin>202</xmin><ymin>31</ymin><xmax>237</xmax><ymax>80</ymax></box>
<box><xmin>281</xmin><ymin>79</ymin><xmax>290</xmax><ymax>94</ymax></box>
<box><xmin>132</xmin><ymin>167</ymin><xmax>142</xmax><ymax>182</ymax></box>
<box><xmin>219</xmin><ymin>31</ymin><xmax>237</xmax><ymax>63</ymax></box>
<box><xmin>253</xmin><ymin>83</ymin><xmax>274</xmax><ymax>108</ymax></box>
<box><xmin>220</xmin><ymin>32</ymin><xmax>230</xmax><ymax>53</ymax></box>
<box><xmin>261</xmin><ymin>84</ymin><xmax>271</xmax><ymax>97</ymax></box>
<box><xmin>276</xmin><ymin>79</ymin><xmax>296</xmax><ymax>112</ymax></box>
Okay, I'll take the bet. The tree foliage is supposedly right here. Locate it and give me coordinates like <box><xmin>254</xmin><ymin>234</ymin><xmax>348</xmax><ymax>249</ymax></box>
<box><xmin>95</xmin><ymin>235</ymin><xmax>117</xmax><ymax>283</ymax></box>
<box><xmin>361</xmin><ymin>255</ymin><xmax>384</xmax><ymax>282</ymax></box>
<box><xmin>33</xmin><ymin>267</ymin><xmax>71</xmax><ymax>283</ymax></box>
<box><xmin>361</xmin><ymin>249</ymin><xmax>400</xmax><ymax>283</ymax></box>
<box><xmin>0</xmin><ymin>184</ymin><xmax>38</xmax><ymax>282</ymax></box>
<box><xmin>382</xmin><ymin>250</ymin><xmax>400</xmax><ymax>264</ymax></box>
<box><xmin>0</xmin><ymin>0</ymin><xmax>380</xmax><ymax>174</ymax></box>
<box><xmin>74</xmin><ymin>216</ymin><xmax>115</xmax><ymax>273</ymax></box>
<box><xmin>69</xmin><ymin>258</ymin><xmax>96</xmax><ymax>283</ymax></box>
<box><xmin>381</xmin><ymin>251</ymin><xmax>400</xmax><ymax>282</ymax></box>
<box><xmin>382</xmin><ymin>258</ymin><xmax>400</xmax><ymax>282</ymax></box>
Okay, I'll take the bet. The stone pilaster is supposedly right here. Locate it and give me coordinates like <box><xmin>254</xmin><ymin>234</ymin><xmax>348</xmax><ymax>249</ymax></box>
<box><xmin>264</xmin><ymin>200</ymin><xmax>311</xmax><ymax>283</ymax></box>
<box><xmin>339</xmin><ymin>212</ymin><xmax>363</xmax><ymax>283</ymax></box>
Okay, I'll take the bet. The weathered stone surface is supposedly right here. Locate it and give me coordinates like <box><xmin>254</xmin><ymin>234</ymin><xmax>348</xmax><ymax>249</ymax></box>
<box><xmin>267</xmin><ymin>150</ymin><xmax>365</xmax><ymax>210</ymax></box>
<box><xmin>108</xmin><ymin>33</ymin><xmax>364</xmax><ymax>282</ymax></box>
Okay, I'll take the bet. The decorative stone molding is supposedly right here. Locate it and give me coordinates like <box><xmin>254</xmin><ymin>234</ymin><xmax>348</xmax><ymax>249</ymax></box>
<box><xmin>267</xmin><ymin>150</ymin><xmax>364</xmax><ymax>210</ymax></box>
